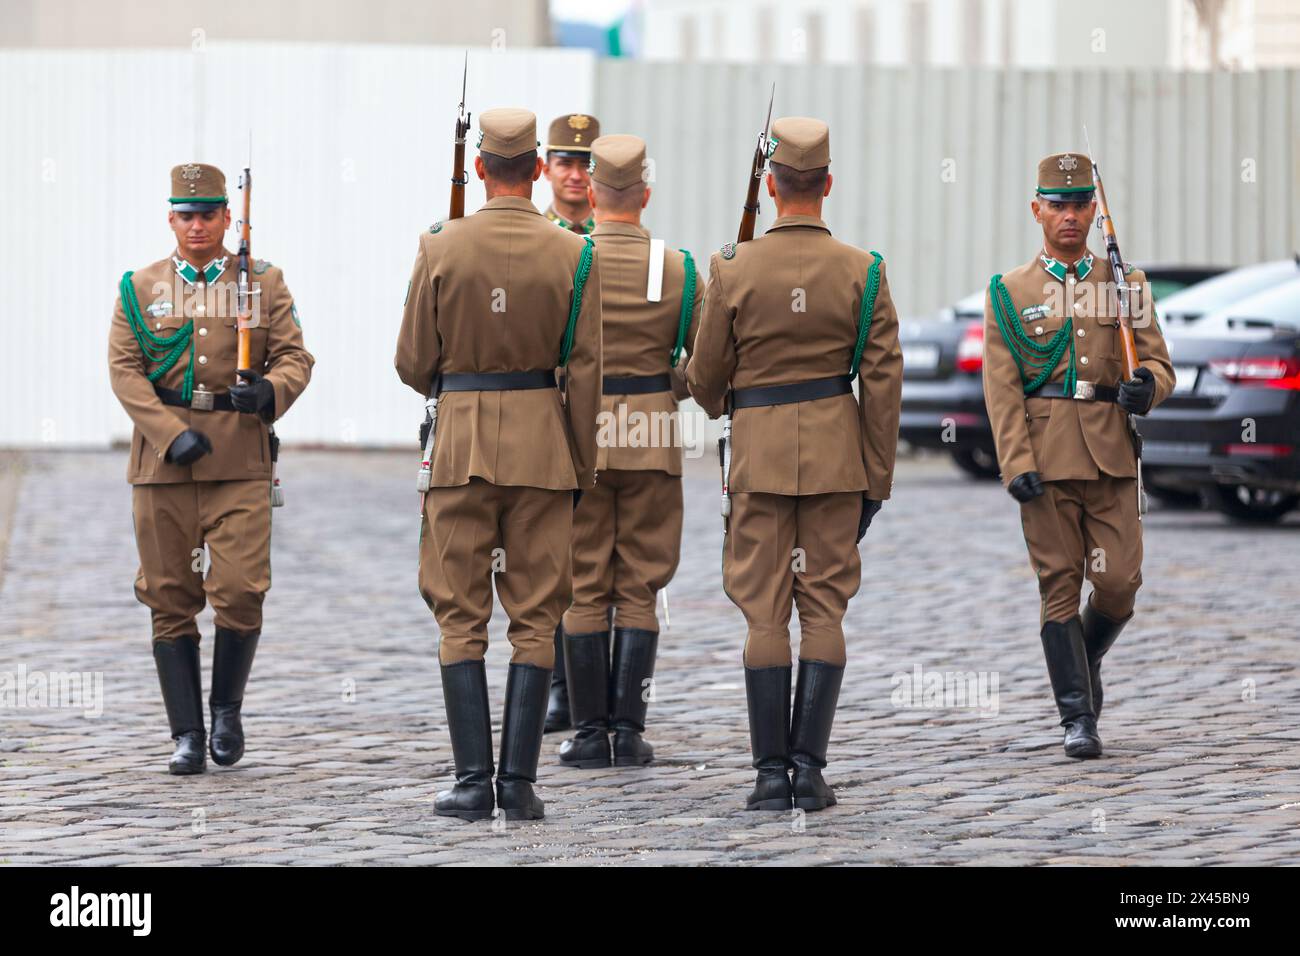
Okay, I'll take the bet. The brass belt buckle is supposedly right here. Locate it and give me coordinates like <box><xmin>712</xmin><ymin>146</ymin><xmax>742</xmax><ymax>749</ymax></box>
<box><xmin>1073</xmin><ymin>380</ymin><xmax>1096</xmax><ymax>401</ymax></box>
<box><xmin>191</xmin><ymin>386</ymin><xmax>215</xmax><ymax>411</ymax></box>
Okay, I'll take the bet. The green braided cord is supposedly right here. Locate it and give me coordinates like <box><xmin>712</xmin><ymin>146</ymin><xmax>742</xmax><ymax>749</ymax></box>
<box><xmin>120</xmin><ymin>271</ymin><xmax>196</xmax><ymax>400</ymax></box>
<box><xmin>849</xmin><ymin>251</ymin><xmax>884</xmax><ymax>378</ymax></box>
<box><xmin>988</xmin><ymin>275</ymin><xmax>1075</xmax><ymax>395</ymax></box>
<box><xmin>670</xmin><ymin>249</ymin><xmax>696</xmax><ymax>367</ymax></box>
<box><xmin>559</xmin><ymin>235</ymin><xmax>595</xmax><ymax>367</ymax></box>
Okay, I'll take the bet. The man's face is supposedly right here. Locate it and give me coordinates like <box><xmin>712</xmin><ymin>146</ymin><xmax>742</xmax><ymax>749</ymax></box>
<box><xmin>544</xmin><ymin>153</ymin><xmax>592</xmax><ymax>205</ymax></box>
<box><xmin>1033</xmin><ymin>196</ymin><xmax>1094</xmax><ymax>253</ymax></box>
<box><xmin>168</xmin><ymin>207</ymin><xmax>230</xmax><ymax>259</ymax></box>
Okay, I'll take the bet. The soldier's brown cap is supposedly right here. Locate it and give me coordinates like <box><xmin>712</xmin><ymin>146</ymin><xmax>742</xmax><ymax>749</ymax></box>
<box><xmin>477</xmin><ymin>108</ymin><xmax>539</xmax><ymax>159</ymax></box>
<box><xmin>169</xmin><ymin>163</ymin><xmax>227</xmax><ymax>211</ymax></box>
<box><xmin>546</xmin><ymin>113</ymin><xmax>600</xmax><ymax>156</ymax></box>
<box><xmin>1036</xmin><ymin>152</ymin><xmax>1095</xmax><ymax>201</ymax></box>
<box><xmin>590</xmin><ymin>134</ymin><xmax>646</xmax><ymax>190</ymax></box>
<box><xmin>769</xmin><ymin>117</ymin><xmax>830</xmax><ymax>171</ymax></box>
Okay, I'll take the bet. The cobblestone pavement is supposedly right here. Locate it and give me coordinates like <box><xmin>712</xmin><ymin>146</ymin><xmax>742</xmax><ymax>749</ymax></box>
<box><xmin>1</xmin><ymin>449</ymin><xmax>1298</xmax><ymax>866</ymax></box>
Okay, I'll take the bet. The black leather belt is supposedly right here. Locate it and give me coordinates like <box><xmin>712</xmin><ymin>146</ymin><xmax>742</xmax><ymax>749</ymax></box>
<box><xmin>438</xmin><ymin>370</ymin><xmax>556</xmax><ymax>393</ymax></box>
<box><xmin>1026</xmin><ymin>381</ymin><xmax>1119</xmax><ymax>403</ymax></box>
<box><xmin>731</xmin><ymin>375</ymin><xmax>853</xmax><ymax>410</ymax></box>
<box><xmin>602</xmin><ymin>373</ymin><xmax>672</xmax><ymax>395</ymax></box>
<box><xmin>155</xmin><ymin>385</ymin><xmax>235</xmax><ymax>411</ymax></box>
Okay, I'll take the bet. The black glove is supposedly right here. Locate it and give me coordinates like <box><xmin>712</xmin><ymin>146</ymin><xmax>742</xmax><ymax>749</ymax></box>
<box><xmin>1008</xmin><ymin>471</ymin><xmax>1045</xmax><ymax>503</ymax></box>
<box><xmin>573</xmin><ymin>489</ymin><xmax>584</xmax><ymax>510</ymax></box>
<box><xmin>231</xmin><ymin>369</ymin><xmax>276</xmax><ymax>420</ymax></box>
<box><xmin>165</xmin><ymin>429</ymin><xmax>212</xmax><ymax>465</ymax></box>
<box><xmin>1117</xmin><ymin>365</ymin><xmax>1155</xmax><ymax>416</ymax></box>
<box><xmin>856</xmin><ymin>498</ymin><xmax>882</xmax><ymax>543</ymax></box>
<box><xmin>419</xmin><ymin>416</ymin><xmax>432</xmax><ymax>448</ymax></box>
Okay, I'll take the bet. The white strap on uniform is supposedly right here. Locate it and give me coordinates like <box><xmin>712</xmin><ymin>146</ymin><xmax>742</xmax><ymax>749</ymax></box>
<box><xmin>646</xmin><ymin>238</ymin><xmax>665</xmax><ymax>302</ymax></box>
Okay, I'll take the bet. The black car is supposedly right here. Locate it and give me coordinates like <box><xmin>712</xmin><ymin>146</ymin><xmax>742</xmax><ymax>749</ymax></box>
<box><xmin>1141</xmin><ymin>273</ymin><xmax>1300</xmax><ymax>523</ymax></box>
<box><xmin>899</xmin><ymin>265</ymin><xmax>1226</xmax><ymax>479</ymax></box>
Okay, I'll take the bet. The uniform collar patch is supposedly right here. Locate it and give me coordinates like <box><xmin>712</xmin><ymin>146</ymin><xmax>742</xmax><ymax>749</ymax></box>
<box><xmin>173</xmin><ymin>255</ymin><xmax>227</xmax><ymax>286</ymax></box>
<box><xmin>1039</xmin><ymin>252</ymin><xmax>1093</xmax><ymax>282</ymax></box>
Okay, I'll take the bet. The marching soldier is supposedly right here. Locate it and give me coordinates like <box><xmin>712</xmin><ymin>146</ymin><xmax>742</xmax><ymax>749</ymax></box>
<box><xmin>540</xmin><ymin>111</ymin><xmax>600</xmax><ymax>728</ymax></box>
<box><xmin>108</xmin><ymin>163</ymin><xmax>313</xmax><ymax>774</ymax></box>
<box><xmin>555</xmin><ymin>134</ymin><xmax>701</xmax><ymax>770</ymax></box>
<box><xmin>542</xmin><ymin>113</ymin><xmax>600</xmax><ymax>235</ymax></box>
<box><xmin>982</xmin><ymin>153</ymin><xmax>1174</xmax><ymax>758</ymax></box>
<box><xmin>396</xmin><ymin>109</ymin><xmax>602</xmax><ymax>821</ymax></box>
<box><xmin>687</xmin><ymin>118</ymin><xmax>903</xmax><ymax>811</ymax></box>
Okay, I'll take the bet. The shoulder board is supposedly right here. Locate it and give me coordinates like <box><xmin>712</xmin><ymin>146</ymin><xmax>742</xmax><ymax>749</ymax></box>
<box><xmin>429</xmin><ymin>221</ymin><xmax>443</xmax><ymax>234</ymax></box>
<box><xmin>719</xmin><ymin>242</ymin><xmax>736</xmax><ymax>260</ymax></box>
<box><xmin>253</xmin><ymin>258</ymin><xmax>272</xmax><ymax>274</ymax></box>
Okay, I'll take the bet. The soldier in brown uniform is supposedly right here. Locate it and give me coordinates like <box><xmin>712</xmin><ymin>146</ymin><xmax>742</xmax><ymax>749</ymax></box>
<box><xmin>687</xmin><ymin>118</ymin><xmax>903</xmax><ymax>811</ymax></box>
<box><xmin>554</xmin><ymin>134</ymin><xmax>701</xmax><ymax>770</ymax></box>
<box><xmin>108</xmin><ymin>163</ymin><xmax>314</xmax><ymax>774</ymax></box>
<box><xmin>542</xmin><ymin>113</ymin><xmax>599</xmax><ymax>235</ymax></box>
<box><xmin>982</xmin><ymin>153</ymin><xmax>1175</xmax><ymax>758</ymax></box>
<box><xmin>395</xmin><ymin>109</ymin><xmax>602</xmax><ymax>821</ymax></box>
<box><xmin>539</xmin><ymin>112</ymin><xmax>600</xmax><ymax>728</ymax></box>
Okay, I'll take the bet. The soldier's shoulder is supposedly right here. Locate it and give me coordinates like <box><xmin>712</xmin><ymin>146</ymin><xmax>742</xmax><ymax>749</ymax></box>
<box><xmin>127</xmin><ymin>256</ymin><xmax>174</xmax><ymax>283</ymax></box>
<box><xmin>997</xmin><ymin>260</ymin><xmax>1038</xmax><ymax>288</ymax></box>
<box><xmin>710</xmin><ymin>240</ymin><xmax>751</xmax><ymax>269</ymax></box>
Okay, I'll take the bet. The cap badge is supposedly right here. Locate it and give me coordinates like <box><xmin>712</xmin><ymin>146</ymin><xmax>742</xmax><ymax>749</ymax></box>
<box><xmin>181</xmin><ymin>164</ymin><xmax>202</xmax><ymax>180</ymax></box>
<box><xmin>1058</xmin><ymin>155</ymin><xmax>1079</xmax><ymax>171</ymax></box>
<box><xmin>587</xmin><ymin>157</ymin><xmax>596</xmax><ymax>174</ymax></box>
<box><xmin>568</xmin><ymin>115</ymin><xmax>590</xmax><ymax>130</ymax></box>
<box><xmin>720</xmin><ymin>242</ymin><xmax>736</xmax><ymax>260</ymax></box>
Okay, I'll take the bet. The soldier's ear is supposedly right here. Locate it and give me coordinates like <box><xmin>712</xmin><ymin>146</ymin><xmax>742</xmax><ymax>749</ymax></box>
<box><xmin>1031</xmin><ymin>198</ymin><xmax>1042</xmax><ymax>223</ymax></box>
<box><xmin>223</xmin><ymin>206</ymin><xmax>232</xmax><ymax>230</ymax></box>
<box><xmin>642</xmin><ymin>186</ymin><xmax>651</xmax><ymax>209</ymax></box>
<box><xmin>823</xmin><ymin>172</ymin><xmax>833</xmax><ymax>198</ymax></box>
<box><xmin>587</xmin><ymin>184</ymin><xmax>597</xmax><ymax>209</ymax></box>
<box><xmin>532</xmin><ymin>156</ymin><xmax>544</xmax><ymax>182</ymax></box>
<box><xmin>474</xmin><ymin>155</ymin><xmax>487</xmax><ymax>182</ymax></box>
<box><xmin>765</xmin><ymin>172</ymin><xmax>776</xmax><ymax>199</ymax></box>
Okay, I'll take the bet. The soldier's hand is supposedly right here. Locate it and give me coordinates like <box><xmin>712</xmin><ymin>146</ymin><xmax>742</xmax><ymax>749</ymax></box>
<box><xmin>231</xmin><ymin>369</ymin><xmax>276</xmax><ymax>420</ymax></box>
<box><xmin>419</xmin><ymin>417</ymin><xmax>432</xmax><ymax>448</ymax></box>
<box><xmin>856</xmin><ymin>497</ymin><xmax>883</xmax><ymax>543</ymax></box>
<box><xmin>1008</xmin><ymin>471</ymin><xmax>1045</xmax><ymax>503</ymax></box>
<box><xmin>165</xmin><ymin>429</ymin><xmax>212</xmax><ymax>466</ymax></box>
<box><xmin>1117</xmin><ymin>366</ymin><xmax>1156</xmax><ymax>416</ymax></box>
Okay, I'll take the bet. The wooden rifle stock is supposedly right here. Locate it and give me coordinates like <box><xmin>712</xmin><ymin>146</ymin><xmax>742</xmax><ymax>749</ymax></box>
<box><xmin>236</xmin><ymin>166</ymin><xmax>252</xmax><ymax>374</ymax></box>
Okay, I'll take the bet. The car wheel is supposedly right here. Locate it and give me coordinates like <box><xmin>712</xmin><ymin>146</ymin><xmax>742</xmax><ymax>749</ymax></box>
<box><xmin>950</xmin><ymin>446</ymin><xmax>1000</xmax><ymax>481</ymax></box>
<box><xmin>1210</xmin><ymin>485</ymin><xmax>1300</xmax><ymax>524</ymax></box>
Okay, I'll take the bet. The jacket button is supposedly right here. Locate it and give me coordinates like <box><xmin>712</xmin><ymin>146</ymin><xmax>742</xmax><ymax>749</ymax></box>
<box><xmin>199</xmin><ymin>327</ymin><xmax>208</xmax><ymax>336</ymax></box>
<box><xmin>198</xmin><ymin>355</ymin><xmax>208</xmax><ymax>365</ymax></box>
<box><xmin>1034</xmin><ymin>325</ymin><xmax>1044</xmax><ymax>335</ymax></box>
<box><xmin>1080</xmin><ymin>356</ymin><xmax>1089</xmax><ymax>366</ymax></box>
<box><xmin>1077</xmin><ymin>328</ymin><xmax>1085</xmax><ymax>337</ymax></box>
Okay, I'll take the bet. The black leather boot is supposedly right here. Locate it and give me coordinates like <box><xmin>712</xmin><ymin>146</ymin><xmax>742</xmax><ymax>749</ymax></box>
<box><xmin>497</xmin><ymin>663</ymin><xmax>550</xmax><ymax>820</ymax></box>
<box><xmin>790</xmin><ymin>659</ymin><xmax>844</xmax><ymax>811</ymax></box>
<box><xmin>544</xmin><ymin>624</ymin><xmax>572</xmax><ymax>734</ymax></box>
<box><xmin>1041</xmin><ymin>618</ymin><xmax>1102</xmax><ymax>759</ymax></box>
<box><xmin>744</xmin><ymin>665</ymin><xmax>793</xmax><ymax>810</ymax></box>
<box><xmin>609</xmin><ymin>627</ymin><xmax>657</xmax><ymax>766</ymax></box>
<box><xmin>1081</xmin><ymin>599</ymin><xmax>1130</xmax><ymax>719</ymax></box>
<box><xmin>435</xmin><ymin>659</ymin><xmax>495</xmax><ymax>821</ymax></box>
<box><xmin>558</xmin><ymin>629</ymin><xmax>612</xmax><ymax>768</ymax></box>
<box><xmin>209</xmin><ymin>627</ymin><xmax>260</xmax><ymax>767</ymax></box>
<box><xmin>152</xmin><ymin>635</ymin><xmax>205</xmax><ymax>775</ymax></box>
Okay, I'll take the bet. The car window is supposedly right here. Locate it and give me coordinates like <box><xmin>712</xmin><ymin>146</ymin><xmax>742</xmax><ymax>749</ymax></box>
<box><xmin>1181</xmin><ymin>277</ymin><xmax>1300</xmax><ymax>337</ymax></box>
<box><xmin>1157</xmin><ymin>260</ymin><xmax>1299</xmax><ymax>321</ymax></box>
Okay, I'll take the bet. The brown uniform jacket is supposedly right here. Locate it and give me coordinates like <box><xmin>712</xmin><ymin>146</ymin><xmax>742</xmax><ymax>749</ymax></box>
<box><xmin>395</xmin><ymin>195</ymin><xmax>603</xmax><ymax>490</ymax></box>
<box><xmin>686</xmin><ymin>215</ymin><xmax>903</xmax><ymax>498</ymax></box>
<box><xmin>982</xmin><ymin>249</ymin><xmax>1176</xmax><ymax>487</ymax></box>
<box><xmin>590</xmin><ymin>221</ymin><xmax>701</xmax><ymax>476</ymax></box>
<box><xmin>108</xmin><ymin>250</ymin><xmax>314</xmax><ymax>484</ymax></box>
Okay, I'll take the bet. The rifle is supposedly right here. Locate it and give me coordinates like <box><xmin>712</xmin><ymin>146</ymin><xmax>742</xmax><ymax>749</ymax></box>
<box><xmin>235</xmin><ymin>138</ymin><xmax>283</xmax><ymax>507</ymax></box>
<box><xmin>720</xmin><ymin>84</ymin><xmax>775</xmax><ymax>527</ymax></box>
<box><xmin>417</xmin><ymin>53</ymin><xmax>471</xmax><ymax>496</ymax></box>
<box><xmin>1084</xmin><ymin>126</ymin><xmax>1147</xmax><ymax>518</ymax></box>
